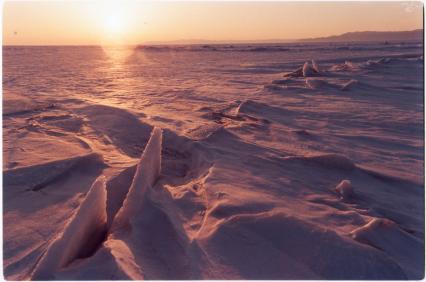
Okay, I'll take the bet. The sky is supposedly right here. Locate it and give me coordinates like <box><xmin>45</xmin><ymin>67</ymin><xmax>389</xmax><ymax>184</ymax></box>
<box><xmin>2</xmin><ymin>1</ymin><xmax>424</xmax><ymax>45</ymax></box>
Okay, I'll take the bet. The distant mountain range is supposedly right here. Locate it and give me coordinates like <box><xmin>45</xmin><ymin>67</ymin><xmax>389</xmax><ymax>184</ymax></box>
<box><xmin>300</xmin><ymin>29</ymin><xmax>423</xmax><ymax>43</ymax></box>
<box><xmin>143</xmin><ymin>29</ymin><xmax>423</xmax><ymax>45</ymax></box>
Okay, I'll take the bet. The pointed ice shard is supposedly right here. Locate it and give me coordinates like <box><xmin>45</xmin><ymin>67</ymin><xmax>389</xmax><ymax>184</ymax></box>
<box><xmin>311</xmin><ymin>60</ymin><xmax>320</xmax><ymax>73</ymax></box>
<box><xmin>335</xmin><ymin>179</ymin><xmax>354</xmax><ymax>200</ymax></box>
<box><xmin>32</xmin><ymin>176</ymin><xmax>108</xmax><ymax>280</ymax></box>
<box><xmin>111</xmin><ymin>127</ymin><xmax>163</xmax><ymax>231</ymax></box>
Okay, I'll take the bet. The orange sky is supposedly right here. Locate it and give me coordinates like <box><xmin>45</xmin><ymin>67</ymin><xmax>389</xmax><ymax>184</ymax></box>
<box><xmin>3</xmin><ymin>1</ymin><xmax>423</xmax><ymax>45</ymax></box>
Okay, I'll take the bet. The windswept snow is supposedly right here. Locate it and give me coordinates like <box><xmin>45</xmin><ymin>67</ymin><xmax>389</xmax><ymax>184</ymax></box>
<box><xmin>3</xmin><ymin>42</ymin><xmax>424</xmax><ymax>280</ymax></box>
<box><xmin>351</xmin><ymin>218</ymin><xmax>424</xmax><ymax>278</ymax></box>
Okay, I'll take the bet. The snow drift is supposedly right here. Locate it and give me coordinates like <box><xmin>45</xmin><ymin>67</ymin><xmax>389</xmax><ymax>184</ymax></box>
<box><xmin>199</xmin><ymin>211</ymin><xmax>407</xmax><ymax>279</ymax></box>
<box><xmin>351</xmin><ymin>218</ymin><xmax>424</xmax><ymax>279</ymax></box>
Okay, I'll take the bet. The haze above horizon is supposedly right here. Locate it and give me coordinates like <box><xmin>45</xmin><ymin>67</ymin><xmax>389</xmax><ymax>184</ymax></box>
<box><xmin>3</xmin><ymin>1</ymin><xmax>423</xmax><ymax>46</ymax></box>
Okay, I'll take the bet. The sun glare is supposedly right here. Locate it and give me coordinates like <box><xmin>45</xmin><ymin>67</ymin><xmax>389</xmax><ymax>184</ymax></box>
<box><xmin>99</xmin><ymin>3</ymin><xmax>129</xmax><ymax>46</ymax></box>
<box><xmin>104</xmin><ymin>14</ymin><xmax>123</xmax><ymax>34</ymax></box>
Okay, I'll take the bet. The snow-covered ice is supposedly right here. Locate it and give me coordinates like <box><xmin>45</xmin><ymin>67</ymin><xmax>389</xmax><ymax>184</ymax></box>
<box><xmin>3</xmin><ymin>42</ymin><xmax>424</xmax><ymax>279</ymax></box>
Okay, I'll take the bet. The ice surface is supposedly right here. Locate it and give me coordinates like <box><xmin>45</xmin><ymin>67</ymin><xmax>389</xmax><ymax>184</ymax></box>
<box><xmin>305</xmin><ymin>78</ymin><xmax>329</xmax><ymax>89</ymax></box>
<box><xmin>341</xmin><ymin>79</ymin><xmax>358</xmax><ymax>91</ymax></box>
<box><xmin>3</xmin><ymin>43</ymin><xmax>424</xmax><ymax>280</ymax></box>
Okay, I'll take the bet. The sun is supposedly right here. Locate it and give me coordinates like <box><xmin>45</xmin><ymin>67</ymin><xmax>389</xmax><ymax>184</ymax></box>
<box><xmin>104</xmin><ymin>14</ymin><xmax>123</xmax><ymax>34</ymax></box>
<box><xmin>98</xmin><ymin>1</ymin><xmax>134</xmax><ymax>44</ymax></box>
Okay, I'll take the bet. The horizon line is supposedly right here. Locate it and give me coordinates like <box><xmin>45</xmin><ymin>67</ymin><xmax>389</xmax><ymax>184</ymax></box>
<box><xmin>3</xmin><ymin>28</ymin><xmax>423</xmax><ymax>47</ymax></box>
